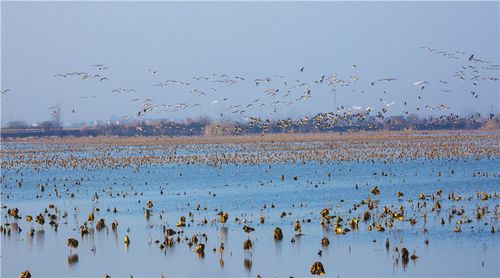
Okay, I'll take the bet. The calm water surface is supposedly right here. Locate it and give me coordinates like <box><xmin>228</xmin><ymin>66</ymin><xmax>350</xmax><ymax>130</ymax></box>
<box><xmin>1</xmin><ymin>144</ymin><xmax>499</xmax><ymax>277</ymax></box>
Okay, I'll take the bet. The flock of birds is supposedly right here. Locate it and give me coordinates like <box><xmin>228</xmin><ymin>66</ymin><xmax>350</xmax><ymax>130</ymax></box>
<box><xmin>2</xmin><ymin>46</ymin><xmax>498</xmax><ymax>133</ymax></box>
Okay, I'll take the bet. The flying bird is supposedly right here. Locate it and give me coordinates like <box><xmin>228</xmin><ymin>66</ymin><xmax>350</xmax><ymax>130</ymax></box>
<box><xmin>380</xmin><ymin>99</ymin><xmax>396</xmax><ymax>107</ymax></box>
<box><xmin>413</xmin><ymin>81</ymin><xmax>428</xmax><ymax>86</ymax></box>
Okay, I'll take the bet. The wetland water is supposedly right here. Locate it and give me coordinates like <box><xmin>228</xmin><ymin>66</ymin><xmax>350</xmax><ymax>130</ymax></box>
<box><xmin>1</xmin><ymin>133</ymin><xmax>499</xmax><ymax>277</ymax></box>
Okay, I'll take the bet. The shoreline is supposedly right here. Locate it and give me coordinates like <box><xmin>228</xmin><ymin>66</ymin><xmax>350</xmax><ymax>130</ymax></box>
<box><xmin>2</xmin><ymin>129</ymin><xmax>499</xmax><ymax>146</ymax></box>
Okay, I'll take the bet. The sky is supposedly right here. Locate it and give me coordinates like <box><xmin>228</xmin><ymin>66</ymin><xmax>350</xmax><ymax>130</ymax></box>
<box><xmin>1</xmin><ymin>1</ymin><xmax>499</xmax><ymax>126</ymax></box>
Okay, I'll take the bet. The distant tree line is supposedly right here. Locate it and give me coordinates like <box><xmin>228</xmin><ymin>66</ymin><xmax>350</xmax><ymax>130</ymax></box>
<box><xmin>1</xmin><ymin>113</ymin><xmax>499</xmax><ymax>138</ymax></box>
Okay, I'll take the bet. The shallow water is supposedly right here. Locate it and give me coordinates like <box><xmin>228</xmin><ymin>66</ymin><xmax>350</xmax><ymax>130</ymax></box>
<box><xmin>1</xmin><ymin>144</ymin><xmax>499</xmax><ymax>277</ymax></box>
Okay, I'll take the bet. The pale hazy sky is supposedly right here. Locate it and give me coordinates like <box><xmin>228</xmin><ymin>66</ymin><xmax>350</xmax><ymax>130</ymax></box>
<box><xmin>1</xmin><ymin>1</ymin><xmax>499</xmax><ymax>125</ymax></box>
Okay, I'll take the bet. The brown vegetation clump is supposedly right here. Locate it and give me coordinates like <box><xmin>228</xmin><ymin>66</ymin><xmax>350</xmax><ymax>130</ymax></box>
<box><xmin>274</xmin><ymin>227</ymin><xmax>283</xmax><ymax>240</ymax></box>
<box><xmin>310</xmin><ymin>261</ymin><xmax>325</xmax><ymax>275</ymax></box>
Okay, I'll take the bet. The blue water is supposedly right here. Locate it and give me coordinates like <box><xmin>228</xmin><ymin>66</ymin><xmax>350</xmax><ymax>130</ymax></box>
<box><xmin>1</xmin><ymin>145</ymin><xmax>499</xmax><ymax>277</ymax></box>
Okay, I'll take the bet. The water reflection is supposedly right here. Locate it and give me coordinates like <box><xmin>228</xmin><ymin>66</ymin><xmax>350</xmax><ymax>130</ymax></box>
<box><xmin>196</xmin><ymin>252</ymin><xmax>205</xmax><ymax>259</ymax></box>
<box><xmin>26</xmin><ymin>229</ymin><xmax>34</xmax><ymax>250</ymax></box>
<box><xmin>112</xmin><ymin>225</ymin><xmax>118</xmax><ymax>247</ymax></box>
<box><xmin>11</xmin><ymin>222</ymin><xmax>19</xmax><ymax>234</ymax></box>
<box><xmin>67</xmin><ymin>254</ymin><xmax>79</xmax><ymax>266</ymax></box>
<box><xmin>274</xmin><ymin>239</ymin><xmax>283</xmax><ymax>256</ymax></box>
<box><xmin>219</xmin><ymin>227</ymin><xmax>228</xmax><ymax>243</ymax></box>
<box><xmin>294</xmin><ymin>233</ymin><xmax>303</xmax><ymax>244</ymax></box>
<box><xmin>243</xmin><ymin>258</ymin><xmax>252</xmax><ymax>272</ymax></box>
<box><xmin>35</xmin><ymin>229</ymin><xmax>45</xmax><ymax>248</ymax></box>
